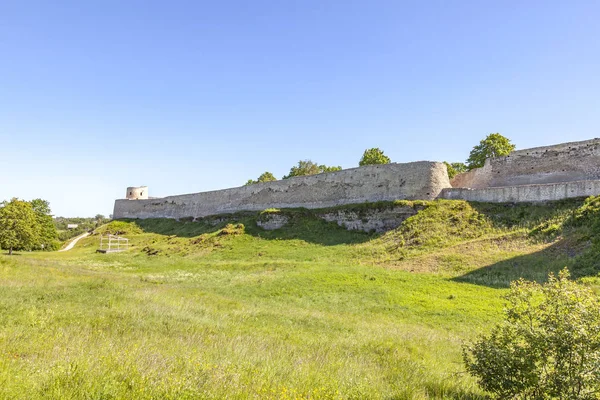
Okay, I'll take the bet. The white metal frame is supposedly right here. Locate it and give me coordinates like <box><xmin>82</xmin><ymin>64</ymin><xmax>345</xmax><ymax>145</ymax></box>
<box><xmin>99</xmin><ymin>234</ymin><xmax>129</xmax><ymax>253</ymax></box>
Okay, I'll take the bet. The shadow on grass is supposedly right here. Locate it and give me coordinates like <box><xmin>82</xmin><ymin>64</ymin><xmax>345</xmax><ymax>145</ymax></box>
<box><xmin>453</xmin><ymin>235</ymin><xmax>592</xmax><ymax>288</ymax></box>
<box><xmin>120</xmin><ymin>211</ymin><xmax>378</xmax><ymax>247</ymax></box>
<box><xmin>467</xmin><ymin>198</ymin><xmax>584</xmax><ymax>232</ymax></box>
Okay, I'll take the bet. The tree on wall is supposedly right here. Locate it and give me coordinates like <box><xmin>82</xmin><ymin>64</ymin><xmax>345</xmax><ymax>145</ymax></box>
<box><xmin>0</xmin><ymin>198</ymin><xmax>40</xmax><ymax>255</ymax></box>
<box><xmin>282</xmin><ymin>160</ymin><xmax>342</xmax><ymax>179</ymax></box>
<box><xmin>463</xmin><ymin>269</ymin><xmax>600</xmax><ymax>398</ymax></box>
<box><xmin>359</xmin><ymin>148</ymin><xmax>391</xmax><ymax>166</ymax></box>
<box><xmin>467</xmin><ymin>133</ymin><xmax>516</xmax><ymax>170</ymax></box>
<box><xmin>245</xmin><ymin>171</ymin><xmax>278</xmax><ymax>186</ymax></box>
<box><xmin>444</xmin><ymin>162</ymin><xmax>468</xmax><ymax>179</ymax></box>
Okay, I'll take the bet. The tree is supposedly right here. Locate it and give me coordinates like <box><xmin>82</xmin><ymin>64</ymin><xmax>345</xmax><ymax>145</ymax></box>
<box><xmin>466</xmin><ymin>133</ymin><xmax>516</xmax><ymax>170</ymax></box>
<box><xmin>245</xmin><ymin>171</ymin><xmax>277</xmax><ymax>185</ymax></box>
<box><xmin>94</xmin><ymin>214</ymin><xmax>108</xmax><ymax>228</ymax></box>
<box><xmin>30</xmin><ymin>199</ymin><xmax>58</xmax><ymax>251</ymax></box>
<box><xmin>444</xmin><ymin>162</ymin><xmax>468</xmax><ymax>179</ymax></box>
<box><xmin>0</xmin><ymin>198</ymin><xmax>40</xmax><ymax>255</ymax></box>
<box><xmin>359</xmin><ymin>148</ymin><xmax>391</xmax><ymax>166</ymax></box>
<box><xmin>282</xmin><ymin>160</ymin><xmax>341</xmax><ymax>179</ymax></box>
<box><xmin>463</xmin><ymin>269</ymin><xmax>600</xmax><ymax>399</ymax></box>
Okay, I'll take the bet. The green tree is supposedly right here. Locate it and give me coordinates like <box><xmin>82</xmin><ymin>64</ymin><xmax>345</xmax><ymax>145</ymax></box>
<box><xmin>0</xmin><ymin>198</ymin><xmax>40</xmax><ymax>255</ymax></box>
<box><xmin>30</xmin><ymin>199</ymin><xmax>59</xmax><ymax>251</ymax></box>
<box><xmin>444</xmin><ymin>161</ymin><xmax>468</xmax><ymax>179</ymax></box>
<box><xmin>463</xmin><ymin>269</ymin><xmax>600</xmax><ymax>399</ymax></box>
<box><xmin>283</xmin><ymin>160</ymin><xmax>341</xmax><ymax>179</ymax></box>
<box><xmin>359</xmin><ymin>148</ymin><xmax>391</xmax><ymax>166</ymax></box>
<box><xmin>245</xmin><ymin>171</ymin><xmax>277</xmax><ymax>185</ymax></box>
<box><xmin>467</xmin><ymin>133</ymin><xmax>516</xmax><ymax>169</ymax></box>
<box><xmin>94</xmin><ymin>214</ymin><xmax>108</xmax><ymax>228</ymax></box>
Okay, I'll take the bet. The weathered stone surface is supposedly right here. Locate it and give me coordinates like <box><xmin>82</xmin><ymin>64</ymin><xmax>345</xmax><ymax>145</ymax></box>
<box><xmin>441</xmin><ymin>179</ymin><xmax>600</xmax><ymax>203</ymax></box>
<box><xmin>452</xmin><ymin>138</ymin><xmax>600</xmax><ymax>189</ymax></box>
<box><xmin>114</xmin><ymin>162</ymin><xmax>450</xmax><ymax>220</ymax></box>
<box><xmin>256</xmin><ymin>214</ymin><xmax>289</xmax><ymax>230</ymax></box>
<box><xmin>318</xmin><ymin>206</ymin><xmax>417</xmax><ymax>232</ymax></box>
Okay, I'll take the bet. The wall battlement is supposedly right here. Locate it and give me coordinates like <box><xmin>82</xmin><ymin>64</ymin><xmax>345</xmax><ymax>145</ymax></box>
<box><xmin>114</xmin><ymin>138</ymin><xmax>600</xmax><ymax>220</ymax></box>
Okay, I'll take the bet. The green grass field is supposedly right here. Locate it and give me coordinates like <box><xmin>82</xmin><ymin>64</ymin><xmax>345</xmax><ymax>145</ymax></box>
<box><xmin>2</xmin><ymin>199</ymin><xmax>600</xmax><ymax>399</ymax></box>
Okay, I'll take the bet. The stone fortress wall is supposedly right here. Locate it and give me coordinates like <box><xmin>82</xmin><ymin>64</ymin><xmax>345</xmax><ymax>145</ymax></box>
<box><xmin>113</xmin><ymin>138</ymin><xmax>600</xmax><ymax>221</ymax></box>
<box><xmin>113</xmin><ymin>162</ymin><xmax>450</xmax><ymax>220</ymax></box>
<box><xmin>441</xmin><ymin>138</ymin><xmax>600</xmax><ymax>203</ymax></box>
<box><xmin>450</xmin><ymin>138</ymin><xmax>600</xmax><ymax>189</ymax></box>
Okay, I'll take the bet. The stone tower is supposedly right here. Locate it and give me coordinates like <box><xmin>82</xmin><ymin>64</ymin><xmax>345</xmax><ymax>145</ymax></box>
<box><xmin>126</xmin><ymin>186</ymin><xmax>148</xmax><ymax>200</ymax></box>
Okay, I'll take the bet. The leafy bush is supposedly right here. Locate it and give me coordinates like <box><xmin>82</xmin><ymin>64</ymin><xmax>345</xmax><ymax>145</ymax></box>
<box><xmin>463</xmin><ymin>269</ymin><xmax>600</xmax><ymax>399</ymax></box>
<box><xmin>218</xmin><ymin>223</ymin><xmax>245</xmax><ymax>236</ymax></box>
<box><xmin>283</xmin><ymin>160</ymin><xmax>341</xmax><ymax>179</ymax></box>
<box><xmin>444</xmin><ymin>162</ymin><xmax>467</xmax><ymax>179</ymax></box>
<box><xmin>359</xmin><ymin>148</ymin><xmax>391</xmax><ymax>166</ymax></box>
<box><xmin>467</xmin><ymin>133</ymin><xmax>516</xmax><ymax>170</ymax></box>
<box><xmin>245</xmin><ymin>171</ymin><xmax>277</xmax><ymax>185</ymax></box>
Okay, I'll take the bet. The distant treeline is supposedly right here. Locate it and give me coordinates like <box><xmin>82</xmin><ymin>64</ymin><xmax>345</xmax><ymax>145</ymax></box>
<box><xmin>54</xmin><ymin>215</ymin><xmax>109</xmax><ymax>241</ymax></box>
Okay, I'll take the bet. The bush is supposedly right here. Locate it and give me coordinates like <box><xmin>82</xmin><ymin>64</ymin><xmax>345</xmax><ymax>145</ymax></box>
<box><xmin>463</xmin><ymin>269</ymin><xmax>600</xmax><ymax>398</ymax></box>
<box><xmin>283</xmin><ymin>160</ymin><xmax>341</xmax><ymax>179</ymax></box>
<box><xmin>359</xmin><ymin>148</ymin><xmax>391</xmax><ymax>166</ymax></box>
<box><xmin>218</xmin><ymin>223</ymin><xmax>245</xmax><ymax>236</ymax></box>
<box><xmin>466</xmin><ymin>133</ymin><xmax>516</xmax><ymax>170</ymax></box>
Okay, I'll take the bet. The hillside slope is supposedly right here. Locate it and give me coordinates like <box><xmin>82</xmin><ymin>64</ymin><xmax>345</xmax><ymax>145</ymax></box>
<box><xmin>87</xmin><ymin>197</ymin><xmax>599</xmax><ymax>286</ymax></box>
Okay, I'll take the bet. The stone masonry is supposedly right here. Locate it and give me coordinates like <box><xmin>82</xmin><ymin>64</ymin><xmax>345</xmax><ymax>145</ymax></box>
<box><xmin>114</xmin><ymin>162</ymin><xmax>450</xmax><ymax>220</ymax></box>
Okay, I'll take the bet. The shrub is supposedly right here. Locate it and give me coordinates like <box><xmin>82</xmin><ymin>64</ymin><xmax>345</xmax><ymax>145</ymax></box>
<box><xmin>283</xmin><ymin>160</ymin><xmax>342</xmax><ymax>179</ymax></box>
<box><xmin>218</xmin><ymin>223</ymin><xmax>245</xmax><ymax>236</ymax></box>
<box><xmin>359</xmin><ymin>148</ymin><xmax>391</xmax><ymax>166</ymax></box>
<box><xmin>444</xmin><ymin>162</ymin><xmax>467</xmax><ymax>179</ymax></box>
<box><xmin>463</xmin><ymin>269</ymin><xmax>600</xmax><ymax>399</ymax></box>
<box><xmin>466</xmin><ymin>133</ymin><xmax>516</xmax><ymax>170</ymax></box>
<box><xmin>245</xmin><ymin>171</ymin><xmax>277</xmax><ymax>185</ymax></box>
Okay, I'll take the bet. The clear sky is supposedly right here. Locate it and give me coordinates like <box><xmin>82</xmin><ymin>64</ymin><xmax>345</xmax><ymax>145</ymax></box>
<box><xmin>1</xmin><ymin>0</ymin><xmax>599</xmax><ymax>217</ymax></box>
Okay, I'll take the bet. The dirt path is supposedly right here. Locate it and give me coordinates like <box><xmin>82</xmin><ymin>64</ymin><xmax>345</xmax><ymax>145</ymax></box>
<box><xmin>59</xmin><ymin>232</ymin><xmax>91</xmax><ymax>252</ymax></box>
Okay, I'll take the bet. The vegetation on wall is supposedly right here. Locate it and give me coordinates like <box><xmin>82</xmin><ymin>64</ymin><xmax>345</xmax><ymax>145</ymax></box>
<box><xmin>467</xmin><ymin>133</ymin><xmax>516</xmax><ymax>170</ymax></box>
<box><xmin>245</xmin><ymin>171</ymin><xmax>277</xmax><ymax>185</ymax></box>
<box><xmin>359</xmin><ymin>147</ymin><xmax>391</xmax><ymax>166</ymax></box>
<box><xmin>238</xmin><ymin>133</ymin><xmax>517</xmax><ymax>184</ymax></box>
<box><xmin>282</xmin><ymin>160</ymin><xmax>342</xmax><ymax>179</ymax></box>
<box><xmin>444</xmin><ymin>161</ymin><xmax>468</xmax><ymax>179</ymax></box>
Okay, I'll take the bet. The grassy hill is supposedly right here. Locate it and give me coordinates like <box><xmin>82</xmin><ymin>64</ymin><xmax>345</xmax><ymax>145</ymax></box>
<box><xmin>2</xmin><ymin>198</ymin><xmax>600</xmax><ymax>399</ymax></box>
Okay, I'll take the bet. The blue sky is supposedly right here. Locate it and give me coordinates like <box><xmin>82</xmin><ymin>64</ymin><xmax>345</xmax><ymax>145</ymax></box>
<box><xmin>1</xmin><ymin>0</ymin><xmax>599</xmax><ymax>217</ymax></box>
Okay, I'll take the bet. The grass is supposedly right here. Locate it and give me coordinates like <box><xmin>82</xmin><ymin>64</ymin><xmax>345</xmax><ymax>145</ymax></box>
<box><xmin>1</xmin><ymin>198</ymin><xmax>599</xmax><ymax>399</ymax></box>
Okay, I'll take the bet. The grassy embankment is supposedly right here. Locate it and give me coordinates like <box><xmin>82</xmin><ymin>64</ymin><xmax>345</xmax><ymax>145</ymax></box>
<box><xmin>2</xmin><ymin>198</ymin><xmax>600</xmax><ymax>399</ymax></box>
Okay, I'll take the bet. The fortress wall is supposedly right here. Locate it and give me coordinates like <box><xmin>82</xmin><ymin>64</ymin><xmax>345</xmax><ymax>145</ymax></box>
<box><xmin>441</xmin><ymin>179</ymin><xmax>600</xmax><ymax>203</ymax></box>
<box><xmin>451</xmin><ymin>138</ymin><xmax>600</xmax><ymax>189</ymax></box>
<box><xmin>113</xmin><ymin>161</ymin><xmax>450</xmax><ymax>220</ymax></box>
